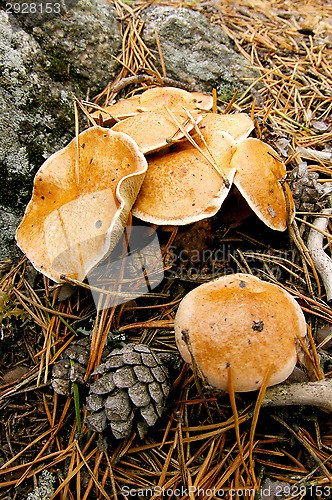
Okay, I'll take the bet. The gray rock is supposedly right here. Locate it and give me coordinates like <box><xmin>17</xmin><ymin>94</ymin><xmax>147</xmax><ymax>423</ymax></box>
<box><xmin>30</xmin><ymin>0</ymin><xmax>122</xmax><ymax>94</ymax></box>
<box><xmin>141</xmin><ymin>6</ymin><xmax>258</xmax><ymax>98</ymax></box>
<box><xmin>0</xmin><ymin>0</ymin><xmax>121</xmax><ymax>263</ymax></box>
<box><xmin>259</xmin><ymin>478</ymin><xmax>293</xmax><ymax>499</ymax></box>
<box><xmin>0</xmin><ymin>206</ymin><xmax>22</xmax><ymax>260</ymax></box>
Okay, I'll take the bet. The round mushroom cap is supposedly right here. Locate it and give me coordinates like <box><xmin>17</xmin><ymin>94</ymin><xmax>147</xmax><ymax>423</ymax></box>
<box><xmin>111</xmin><ymin>110</ymin><xmax>200</xmax><ymax>155</ymax></box>
<box><xmin>90</xmin><ymin>95</ymin><xmax>141</xmax><ymax>125</ymax></box>
<box><xmin>197</xmin><ymin>113</ymin><xmax>254</xmax><ymax>142</ymax></box>
<box><xmin>190</xmin><ymin>92</ymin><xmax>214</xmax><ymax>111</ymax></box>
<box><xmin>174</xmin><ymin>273</ymin><xmax>307</xmax><ymax>392</ymax></box>
<box><xmin>137</xmin><ymin>86</ymin><xmax>202</xmax><ymax>112</ymax></box>
<box><xmin>231</xmin><ymin>138</ymin><xmax>295</xmax><ymax>231</ymax></box>
<box><xmin>132</xmin><ymin>130</ymin><xmax>236</xmax><ymax>225</ymax></box>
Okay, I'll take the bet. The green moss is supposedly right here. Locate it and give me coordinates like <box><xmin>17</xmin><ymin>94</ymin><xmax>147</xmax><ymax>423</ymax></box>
<box><xmin>0</xmin><ymin>76</ymin><xmax>12</xmax><ymax>90</ymax></box>
<box><xmin>38</xmin><ymin>52</ymin><xmax>88</xmax><ymax>94</ymax></box>
<box><xmin>0</xmin><ymin>162</ymin><xmax>33</xmax><ymax>212</ymax></box>
<box><xmin>216</xmin><ymin>86</ymin><xmax>240</xmax><ymax>103</ymax></box>
<box><xmin>46</xmin><ymin>55</ymin><xmax>70</xmax><ymax>83</ymax></box>
<box><xmin>54</xmin><ymin>114</ymin><xmax>75</xmax><ymax>138</ymax></box>
<box><xmin>26</xmin><ymin>142</ymin><xmax>45</xmax><ymax>167</ymax></box>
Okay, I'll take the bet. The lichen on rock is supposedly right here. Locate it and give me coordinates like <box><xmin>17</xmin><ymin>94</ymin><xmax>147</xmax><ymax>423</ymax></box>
<box><xmin>141</xmin><ymin>5</ymin><xmax>259</xmax><ymax>99</ymax></box>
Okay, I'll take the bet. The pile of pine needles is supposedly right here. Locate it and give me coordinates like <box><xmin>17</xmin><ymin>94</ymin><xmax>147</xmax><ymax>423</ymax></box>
<box><xmin>1</xmin><ymin>0</ymin><xmax>332</xmax><ymax>498</ymax></box>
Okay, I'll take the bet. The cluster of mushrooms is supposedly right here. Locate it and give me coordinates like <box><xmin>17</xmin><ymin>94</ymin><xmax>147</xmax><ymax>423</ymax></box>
<box><xmin>16</xmin><ymin>86</ymin><xmax>295</xmax><ymax>282</ymax></box>
<box><xmin>16</xmin><ymin>86</ymin><xmax>321</xmax><ymax>400</ymax></box>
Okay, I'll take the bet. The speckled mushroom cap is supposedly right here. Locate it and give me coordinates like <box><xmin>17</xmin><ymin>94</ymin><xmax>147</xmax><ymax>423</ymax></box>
<box><xmin>197</xmin><ymin>113</ymin><xmax>254</xmax><ymax>142</ymax></box>
<box><xmin>137</xmin><ymin>86</ymin><xmax>206</xmax><ymax>112</ymax></box>
<box><xmin>132</xmin><ymin>130</ymin><xmax>237</xmax><ymax>225</ymax></box>
<box><xmin>111</xmin><ymin>110</ymin><xmax>200</xmax><ymax>154</ymax></box>
<box><xmin>174</xmin><ymin>273</ymin><xmax>307</xmax><ymax>392</ymax></box>
<box><xmin>16</xmin><ymin>126</ymin><xmax>147</xmax><ymax>282</ymax></box>
<box><xmin>231</xmin><ymin>138</ymin><xmax>295</xmax><ymax>231</ymax></box>
<box><xmin>189</xmin><ymin>92</ymin><xmax>213</xmax><ymax>111</ymax></box>
<box><xmin>90</xmin><ymin>95</ymin><xmax>141</xmax><ymax>125</ymax></box>
<box><xmin>91</xmin><ymin>88</ymin><xmax>211</xmax><ymax>126</ymax></box>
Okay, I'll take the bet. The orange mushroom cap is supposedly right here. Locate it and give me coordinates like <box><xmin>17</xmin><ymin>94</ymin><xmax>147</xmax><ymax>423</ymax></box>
<box><xmin>197</xmin><ymin>112</ymin><xmax>254</xmax><ymax>142</ymax></box>
<box><xmin>111</xmin><ymin>110</ymin><xmax>200</xmax><ymax>155</ymax></box>
<box><xmin>132</xmin><ymin>130</ymin><xmax>236</xmax><ymax>225</ymax></box>
<box><xmin>175</xmin><ymin>273</ymin><xmax>307</xmax><ymax>392</ymax></box>
<box><xmin>16</xmin><ymin>126</ymin><xmax>147</xmax><ymax>282</ymax></box>
<box><xmin>231</xmin><ymin>138</ymin><xmax>295</xmax><ymax>231</ymax></box>
<box><xmin>90</xmin><ymin>95</ymin><xmax>141</xmax><ymax>126</ymax></box>
<box><xmin>137</xmin><ymin>86</ymin><xmax>205</xmax><ymax>112</ymax></box>
<box><xmin>190</xmin><ymin>92</ymin><xmax>214</xmax><ymax>111</ymax></box>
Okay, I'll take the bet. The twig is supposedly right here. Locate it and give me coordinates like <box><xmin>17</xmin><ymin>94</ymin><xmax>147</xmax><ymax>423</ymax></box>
<box><xmin>262</xmin><ymin>379</ymin><xmax>332</xmax><ymax>412</ymax></box>
<box><xmin>307</xmin><ymin>209</ymin><xmax>332</xmax><ymax>301</ymax></box>
<box><xmin>102</xmin><ymin>74</ymin><xmax>195</xmax><ymax>97</ymax></box>
<box><xmin>281</xmin><ymin>181</ymin><xmax>320</xmax><ymax>297</ymax></box>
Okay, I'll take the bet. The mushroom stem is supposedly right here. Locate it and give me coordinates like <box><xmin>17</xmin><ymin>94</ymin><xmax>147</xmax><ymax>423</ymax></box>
<box><xmin>307</xmin><ymin>208</ymin><xmax>332</xmax><ymax>301</ymax></box>
<box><xmin>262</xmin><ymin>379</ymin><xmax>332</xmax><ymax>412</ymax></box>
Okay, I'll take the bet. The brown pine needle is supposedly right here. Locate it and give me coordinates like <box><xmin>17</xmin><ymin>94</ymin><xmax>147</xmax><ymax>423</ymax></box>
<box><xmin>248</xmin><ymin>364</ymin><xmax>274</xmax><ymax>483</ymax></box>
<box><xmin>154</xmin><ymin>27</ymin><xmax>167</xmax><ymax>78</ymax></box>
<box><xmin>228</xmin><ymin>366</ymin><xmax>251</xmax><ymax>478</ymax></box>
<box><xmin>0</xmin><ymin>426</ymin><xmax>60</xmax><ymax>471</ymax></box>
<box><xmin>75</xmin><ymin>98</ymin><xmax>100</xmax><ymax>126</ymax></box>
<box><xmin>223</xmin><ymin>90</ymin><xmax>239</xmax><ymax>114</ymax></box>
<box><xmin>212</xmin><ymin>88</ymin><xmax>217</xmax><ymax>113</ymax></box>
<box><xmin>164</xmin><ymin>105</ymin><xmax>231</xmax><ymax>187</ymax></box>
<box><xmin>74</xmin><ymin>100</ymin><xmax>80</xmax><ymax>187</ymax></box>
<box><xmin>270</xmin><ymin>414</ymin><xmax>332</xmax><ymax>484</ymax></box>
<box><xmin>59</xmin><ymin>274</ymin><xmax>165</xmax><ymax>299</ymax></box>
<box><xmin>50</xmin><ymin>446</ymin><xmax>99</xmax><ymax>499</ymax></box>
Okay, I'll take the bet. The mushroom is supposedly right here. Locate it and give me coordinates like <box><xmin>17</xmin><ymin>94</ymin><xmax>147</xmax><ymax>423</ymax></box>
<box><xmin>132</xmin><ymin>107</ymin><xmax>294</xmax><ymax>230</ymax></box>
<box><xmin>190</xmin><ymin>92</ymin><xmax>214</xmax><ymax>111</ymax></box>
<box><xmin>262</xmin><ymin>378</ymin><xmax>332</xmax><ymax>412</ymax></box>
<box><xmin>231</xmin><ymin>138</ymin><xmax>295</xmax><ymax>231</ymax></box>
<box><xmin>174</xmin><ymin>273</ymin><xmax>307</xmax><ymax>392</ymax></box>
<box><xmin>90</xmin><ymin>95</ymin><xmax>141</xmax><ymax>126</ymax></box>
<box><xmin>111</xmin><ymin>110</ymin><xmax>201</xmax><ymax>154</ymax></box>
<box><xmin>90</xmin><ymin>87</ymin><xmax>211</xmax><ymax>127</ymax></box>
<box><xmin>197</xmin><ymin>112</ymin><xmax>254</xmax><ymax>143</ymax></box>
<box><xmin>16</xmin><ymin>126</ymin><xmax>147</xmax><ymax>282</ymax></box>
<box><xmin>137</xmin><ymin>86</ymin><xmax>206</xmax><ymax>113</ymax></box>
<box><xmin>132</xmin><ymin>130</ymin><xmax>237</xmax><ymax>225</ymax></box>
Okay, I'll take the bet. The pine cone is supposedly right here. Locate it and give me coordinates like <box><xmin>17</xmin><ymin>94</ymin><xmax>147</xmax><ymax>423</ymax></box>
<box><xmin>84</xmin><ymin>344</ymin><xmax>170</xmax><ymax>439</ymax></box>
<box><xmin>289</xmin><ymin>163</ymin><xmax>327</xmax><ymax>212</ymax></box>
<box><xmin>51</xmin><ymin>338</ymin><xmax>90</xmax><ymax>396</ymax></box>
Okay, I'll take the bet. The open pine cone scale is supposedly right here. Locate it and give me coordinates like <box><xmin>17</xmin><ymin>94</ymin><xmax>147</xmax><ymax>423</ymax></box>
<box><xmin>85</xmin><ymin>344</ymin><xmax>170</xmax><ymax>439</ymax></box>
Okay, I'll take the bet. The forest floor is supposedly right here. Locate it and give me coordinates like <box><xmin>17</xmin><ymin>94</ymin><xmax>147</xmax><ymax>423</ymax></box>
<box><xmin>0</xmin><ymin>0</ymin><xmax>332</xmax><ymax>498</ymax></box>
